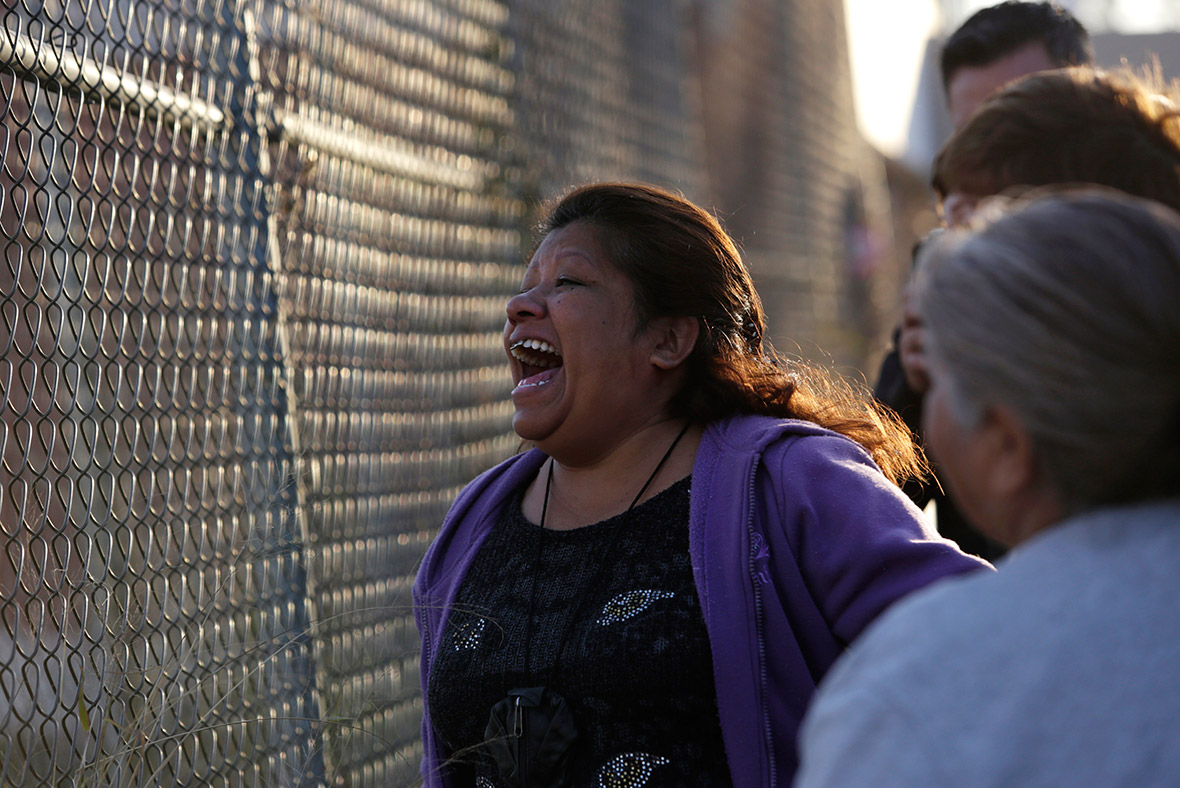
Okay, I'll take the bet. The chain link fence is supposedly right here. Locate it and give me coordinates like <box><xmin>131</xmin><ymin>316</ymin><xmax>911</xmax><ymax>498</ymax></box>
<box><xmin>0</xmin><ymin>1</ymin><xmax>885</xmax><ymax>786</ymax></box>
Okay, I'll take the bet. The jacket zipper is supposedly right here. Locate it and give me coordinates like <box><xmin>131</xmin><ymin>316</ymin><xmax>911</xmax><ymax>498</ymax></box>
<box><xmin>515</xmin><ymin>695</ymin><xmax>528</xmax><ymax>783</ymax></box>
<box><xmin>747</xmin><ymin>456</ymin><xmax>777</xmax><ymax>787</ymax></box>
<box><xmin>418</xmin><ymin>609</ymin><xmax>437</xmax><ymax>785</ymax></box>
<box><xmin>420</xmin><ymin>618</ymin><xmax>433</xmax><ymax>695</ymax></box>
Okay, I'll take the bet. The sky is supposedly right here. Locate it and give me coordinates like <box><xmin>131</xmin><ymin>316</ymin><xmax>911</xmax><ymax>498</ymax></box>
<box><xmin>845</xmin><ymin>0</ymin><xmax>940</xmax><ymax>157</ymax></box>
<box><xmin>845</xmin><ymin>0</ymin><xmax>1179</xmax><ymax>157</ymax></box>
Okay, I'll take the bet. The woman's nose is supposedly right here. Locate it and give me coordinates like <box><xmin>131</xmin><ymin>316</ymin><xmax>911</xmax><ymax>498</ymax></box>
<box><xmin>506</xmin><ymin>287</ymin><xmax>546</xmax><ymax>322</ymax></box>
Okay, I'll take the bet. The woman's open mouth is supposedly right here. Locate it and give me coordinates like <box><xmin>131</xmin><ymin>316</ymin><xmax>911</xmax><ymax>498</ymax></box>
<box><xmin>510</xmin><ymin>339</ymin><xmax>563</xmax><ymax>388</ymax></box>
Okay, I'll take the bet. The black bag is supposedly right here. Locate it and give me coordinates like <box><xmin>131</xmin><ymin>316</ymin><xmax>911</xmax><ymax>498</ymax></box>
<box><xmin>485</xmin><ymin>686</ymin><xmax>578</xmax><ymax>788</ymax></box>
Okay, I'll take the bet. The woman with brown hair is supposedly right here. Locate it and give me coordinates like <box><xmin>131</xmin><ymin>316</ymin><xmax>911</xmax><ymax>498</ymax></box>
<box><xmin>933</xmin><ymin>67</ymin><xmax>1180</xmax><ymax>227</ymax></box>
<box><xmin>414</xmin><ymin>182</ymin><xmax>987</xmax><ymax>788</ymax></box>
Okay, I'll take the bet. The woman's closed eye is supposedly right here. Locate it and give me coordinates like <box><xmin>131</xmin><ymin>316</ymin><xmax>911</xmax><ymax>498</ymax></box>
<box><xmin>555</xmin><ymin>276</ymin><xmax>583</xmax><ymax>287</ymax></box>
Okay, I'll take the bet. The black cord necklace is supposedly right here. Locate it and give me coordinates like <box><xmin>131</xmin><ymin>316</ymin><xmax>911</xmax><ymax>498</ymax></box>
<box><xmin>541</xmin><ymin>420</ymin><xmax>692</xmax><ymax>529</ymax></box>
<box><xmin>484</xmin><ymin>422</ymin><xmax>692</xmax><ymax>788</ymax></box>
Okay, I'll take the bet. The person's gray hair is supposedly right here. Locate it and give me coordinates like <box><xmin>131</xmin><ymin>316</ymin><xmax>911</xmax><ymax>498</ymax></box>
<box><xmin>916</xmin><ymin>188</ymin><xmax>1180</xmax><ymax>511</ymax></box>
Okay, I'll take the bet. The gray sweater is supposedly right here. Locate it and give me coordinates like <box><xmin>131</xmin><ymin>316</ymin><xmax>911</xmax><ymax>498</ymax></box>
<box><xmin>796</xmin><ymin>500</ymin><xmax>1180</xmax><ymax>788</ymax></box>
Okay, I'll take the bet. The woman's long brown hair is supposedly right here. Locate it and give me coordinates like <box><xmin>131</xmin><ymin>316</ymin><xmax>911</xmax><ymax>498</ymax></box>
<box><xmin>538</xmin><ymin>182</ymin><xmax>926</xmax><ymax>486</ymax></box>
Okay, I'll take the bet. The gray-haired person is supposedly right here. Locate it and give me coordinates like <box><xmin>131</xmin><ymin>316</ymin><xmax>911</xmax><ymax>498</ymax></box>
<box><xmin>796</xmin><ymin>189</ymin><xmax>1180</xmax><ymax>788</ymax></box>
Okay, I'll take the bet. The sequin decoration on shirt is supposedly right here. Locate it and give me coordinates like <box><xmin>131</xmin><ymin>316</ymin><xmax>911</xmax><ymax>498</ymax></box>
<box><xmin>598</xmin><ymin>590</ymin><xmax>676</xmax><ymax>625</ymax></box>
<box><xmin>598</xmin><ymin>753</ymin><xmax>671</xmax><ymax>788</ymax></box>
<box><xmin>426</xmin><ymin>476</ymin><xmax>733</xmax><ymax>787</ymax></box>
<box><xmin>450</xmin><ymin>617</ymin><xmax>487</xmax><ymax>651</ymax></box>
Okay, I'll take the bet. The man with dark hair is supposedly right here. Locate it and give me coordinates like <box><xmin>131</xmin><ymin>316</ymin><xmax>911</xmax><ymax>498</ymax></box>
<box><xmin>941</xmin><ymin>1</ymin><xmax>1093</xmax><ymax>127</ymax></box>
<box><xmin>875</xmin><ymin>2</ymin><xmax>1093</xmax><ymax>560</ymax></box>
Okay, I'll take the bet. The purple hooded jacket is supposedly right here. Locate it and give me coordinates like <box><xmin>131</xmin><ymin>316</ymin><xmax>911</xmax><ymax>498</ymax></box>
<box><xmin>413</xmin><ymin>414</ymin><xmax>989</xmax><ymax>787</ymax></box>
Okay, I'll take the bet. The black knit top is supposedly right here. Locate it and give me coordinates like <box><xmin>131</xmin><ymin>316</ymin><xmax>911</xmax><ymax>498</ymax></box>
<box><xmin>427</xmin><ymin>476</ymin><xmax>733</xmax><ymax>787</ymax></box>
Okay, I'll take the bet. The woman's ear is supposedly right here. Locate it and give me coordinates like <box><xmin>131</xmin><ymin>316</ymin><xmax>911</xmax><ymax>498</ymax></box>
<box><xmin>981</xmin><ymin>403</ymin><xmax>1064</xmax><ymax>543</ymax></box>
<box><xmin>649</xmin><ymin>316</ymin><xmax>700</xmax><ymax>370</ymax></box>
<box><xmin>983</xmin><ymin>404</ymin><xmax>1038</xmax><ymax>498</ymax></box>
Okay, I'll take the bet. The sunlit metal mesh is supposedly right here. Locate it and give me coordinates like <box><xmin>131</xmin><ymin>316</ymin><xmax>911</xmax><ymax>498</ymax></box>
<box><xmin>0</xmin><ymin>1</ymin><xmax>321</xmax><ymax>786</ymax></box>
<box><xmin>0</xmin><ymin>1</ymin><xmax>880</xmax><ymax>786</ymax></box>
